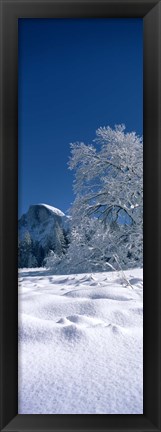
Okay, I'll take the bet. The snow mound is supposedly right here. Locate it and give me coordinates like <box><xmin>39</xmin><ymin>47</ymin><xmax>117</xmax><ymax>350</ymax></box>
<box><xmin>18</xmin><ymin>268</ymin><xmax>143</xmax><ymax>415</ymax></box>
<box><xmin>64</xmin><ymin>286</ymin><xmax>135</xmax><ymax>301</ymax></box>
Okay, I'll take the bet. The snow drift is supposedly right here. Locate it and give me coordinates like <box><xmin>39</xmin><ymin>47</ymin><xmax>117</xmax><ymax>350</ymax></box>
<box><xmin>18</xmin><ymin>267</ymin><xmax>143</xmax><ymax>414</ymax></box>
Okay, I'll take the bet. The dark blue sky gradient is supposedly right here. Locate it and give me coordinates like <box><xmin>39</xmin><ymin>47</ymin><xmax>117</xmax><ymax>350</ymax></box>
<box><xmin>18</xmin><ymin>18</ymin><xmax>143</xmax><ymax>217</ymax></box>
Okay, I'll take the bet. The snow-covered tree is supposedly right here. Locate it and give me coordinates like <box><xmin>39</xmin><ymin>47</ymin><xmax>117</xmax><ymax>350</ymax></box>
<box><xmin>46</xmin><ymin>124</ymin><xmax>143</xmax><ymax>274</ymax></box>
<box><xmin>62</xmin><ymin>218</ymin><xmax>116</xmax><ymax>274</ymax></box>
<box><xmin>68</xmin><ymin>124</ymin><xmax>143</xmax><ymax>269</ymax></box>
<box><xmin>44</xmin><ymin>250</ymin><xmax>63</xmax><ymax>271</ymax></box>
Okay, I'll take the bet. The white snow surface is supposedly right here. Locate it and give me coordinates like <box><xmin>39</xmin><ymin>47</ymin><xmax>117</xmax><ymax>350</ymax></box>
<box><xmin>39</xmin><ymin>203</ymin><xmax>65</xmax><ymax>217</ymax></box>
<box><xmin>18</xmin><ymin>268</ymin><xmax>143</xmax><ymax>414</ymax></box>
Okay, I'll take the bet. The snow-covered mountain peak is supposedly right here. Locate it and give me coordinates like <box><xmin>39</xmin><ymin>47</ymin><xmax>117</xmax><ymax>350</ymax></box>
<box><xmin>18</xmin><ymin>203</ymin><xmax>69</xmax><ymax>268</ymax></box>
<box><xmin>38</xmin><ymin>203</ymin><xmax>65</xmax><ymax>217</ymax></box>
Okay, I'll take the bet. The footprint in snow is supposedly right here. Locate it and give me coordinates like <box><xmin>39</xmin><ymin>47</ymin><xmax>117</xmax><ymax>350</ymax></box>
<box><xmin>61</xmin><ymin>324</ymin><xmax>84</xmax><ymax>343</ymax></box>
<box><xmin>57</xmin><ymin>314</ymin><xmax>105</xmax><ymax>328</ymax></box>
<box><xmin>129</xmin><ymin>278</ymin><xmax>143</xmax><ymax>286</ymax></box>
<box><xmin>107</xmin><ymin>323</ymin><xmax>120</xmax><ymax>334</ymax></box>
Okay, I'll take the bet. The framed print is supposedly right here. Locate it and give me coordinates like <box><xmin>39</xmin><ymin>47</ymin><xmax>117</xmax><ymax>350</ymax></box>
<box><xmin>18</xmin><ymin>16</ymin><xmax>144</xmax><ymax>416</ymax></box>
<box><xmin>0</xmin><ymin>0</ymin><xmax>161</xmax><ymax>431</ymax></box>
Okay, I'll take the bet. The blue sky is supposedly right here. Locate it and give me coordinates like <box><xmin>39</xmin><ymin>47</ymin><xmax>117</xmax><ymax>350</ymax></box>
<box><xmin>18</xmin><ymin>18</ymin><xmax>143</xmax><ymax>217</ymax></box>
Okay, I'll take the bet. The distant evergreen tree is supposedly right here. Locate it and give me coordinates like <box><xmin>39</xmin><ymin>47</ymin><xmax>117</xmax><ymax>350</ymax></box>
<box><xmin>18</xmin><ymin>223</ymin><xmax>68</xmax><ymax>268</ymax></box>
<box><xmin>32</xmin><ymin>241</ymin><xmax>45</xmax><ymax>267</ymax></box>
<box><xmin>18</xmin><ymin>231</ymin><xmax>33</xmax><ymax>268</ymax></box>
<box><xmin>53</xmin><ymin>221</ymin><xmax>67</xmax><ymax>255</ymax></box>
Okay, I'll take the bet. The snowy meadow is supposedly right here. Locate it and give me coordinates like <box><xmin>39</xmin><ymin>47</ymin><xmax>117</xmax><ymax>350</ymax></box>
<box><xmin>18</xmin><ymin>267</ymin><xmax>143</xmax><ymax>414</ymax></box>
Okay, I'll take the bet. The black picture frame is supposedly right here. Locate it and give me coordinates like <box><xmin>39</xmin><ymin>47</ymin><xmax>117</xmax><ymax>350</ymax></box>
<box><xmin>0</xmin><ymin>0</ymin><xmax>161</xmax><ymax>431</ymax></box>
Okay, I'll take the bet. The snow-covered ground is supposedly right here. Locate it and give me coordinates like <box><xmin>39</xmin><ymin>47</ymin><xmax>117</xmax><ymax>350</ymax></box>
<box><xmin>18</xmin><ymin>268</ymin><xmax>143</xmax><ymax>414</ymax></box>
